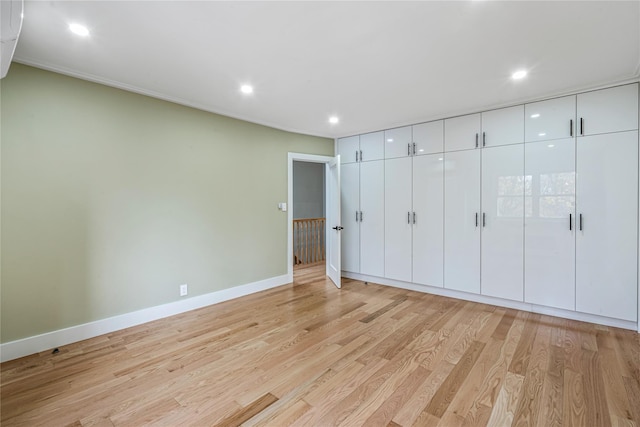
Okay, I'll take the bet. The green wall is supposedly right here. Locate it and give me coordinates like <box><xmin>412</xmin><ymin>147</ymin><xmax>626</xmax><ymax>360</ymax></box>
<box><xmin>0</xmin><ymin>64</ymin><xmax>333</xmax><ymax>343</ymax></box>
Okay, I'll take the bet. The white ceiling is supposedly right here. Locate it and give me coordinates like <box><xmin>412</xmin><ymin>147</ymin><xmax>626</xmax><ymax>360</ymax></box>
<box><xmin>11</xmin><ymin>1</ymin><xmax>640</xmax><ymax>139</ymax></box>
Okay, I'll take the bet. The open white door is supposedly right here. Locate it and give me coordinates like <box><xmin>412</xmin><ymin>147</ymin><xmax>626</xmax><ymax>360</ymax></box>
<box><xmin>326</xmin><ymin>155</ymin><xmax>342</xmax><ymax>288</ymax></box>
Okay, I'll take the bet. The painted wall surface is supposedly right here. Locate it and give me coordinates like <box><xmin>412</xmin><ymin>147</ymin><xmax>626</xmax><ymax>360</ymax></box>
<box><xmin>0</xmin><ymin>64</ymin><xmax>333</xmax><ymax>343</ymax></box>
<box><xmin>292</xmin><ymin>161</ymin><xmax>325</xmax><ymax>219</ymax></box>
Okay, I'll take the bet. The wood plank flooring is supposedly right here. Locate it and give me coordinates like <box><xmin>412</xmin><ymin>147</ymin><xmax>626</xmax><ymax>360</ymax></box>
<box><xmin>2</xmin><ymin>264</ymin><xmax>639</xmax><ymax>426</ymax></box>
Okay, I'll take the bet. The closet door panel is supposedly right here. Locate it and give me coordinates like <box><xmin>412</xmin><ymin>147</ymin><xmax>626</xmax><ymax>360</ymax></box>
<box><xmin>481</xmin><ymin>144</ymin><xmax>525</xmax><ymax>301</ymax></box>
<box><xmin>359</xmin><ymin>131</ymin><xmax>384</xmax><ymax>162</ymax></box>
<box><xmin>413</xmin><ymin>154</ymin><xmax>444</xmax><ymax>287</ymax></box>
<box><xmin>524</xmin><ymin>138</ymin><xmax>576</xmax><ymax>310</ymax></box>
<box><xmin>481</xmin><ymin>105</ymin><xmax>524</xmax><ymax>147</ymax></box>
<box><xmin>340</xmin><ymin>162</ymin><xmax>360</xmax><ymax>273</ymax></box>
<box><xmin>525</xmin><ymin>95</ymin><xmax>576</xmax><ymax>142</ymax></box>
<box><xmin>385</xmin><ymin>157</ymin><xmax>413</xmax><ymax>282</ymax></box>
<box><xmin>413</xmin><ymin>120</ymin><xmax>444</xmax><ymax>155</ymax></box>
<box><xmin>576</xmin><ymin>131</ymin><xmax>638</xmax><ymax>321</ymax></box>
<box><xmin>385</xmin><ymin>126</ymin><xmax>413</xmax><ymax>159</ymax></box>
<box><xmin>444</xmin><ymin>150</ymin><xmax>481</xmax><ymax>293</ymax></box>
<box><xmin>444</xmin><ymin>113</ymin><xmax>482</xmax><ymax>152</ymax></box>
<box><xmin>360</xmin><ymin>160</ymin><xmax>385</xmax><ymax>277</ymax></box>
<box><xmin>577</xmin><ymin>83</ymin><xmax>638</xmax><ymax>136</ymax></box>
<box><xmin>338</xmin><ymin>136</ymin><xmax>360</xmax><ymax>164</ymax></box>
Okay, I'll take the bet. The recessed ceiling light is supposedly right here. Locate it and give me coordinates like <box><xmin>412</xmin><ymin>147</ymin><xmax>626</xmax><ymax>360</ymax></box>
<box><xmin>530</xmin><ymin>113</ymin><xmax>540</xmax><ymax>118</ymax></box>
<box><xmin>240</xmin><ymin>84</ymin><xmax>253</xmax><ymax>95</ymax></box>
<box><xmin>69</xmin><ymin>23</ymin><xmax>90</xmax><ymax>37</ymax></box>
<box><xmin>511</xmin><ymin>70</ymin><xmax>527</xmax><ymax>80</ymax></box>
<box><xmin>329</xmin><ymin>116</ymin><xmax>339</xmax><ymax>124</ymax></box>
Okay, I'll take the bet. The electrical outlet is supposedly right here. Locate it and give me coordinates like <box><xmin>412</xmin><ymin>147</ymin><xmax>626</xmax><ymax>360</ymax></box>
<box><xmin>180</xmin><ymin>284</ymin><xmax>188</xmax><ymax>297</ymax></box>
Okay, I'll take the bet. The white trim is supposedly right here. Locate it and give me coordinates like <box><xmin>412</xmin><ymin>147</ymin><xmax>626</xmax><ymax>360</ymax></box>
<box><xmin>343</xmin><ymin>271</ymin><xmax>638</xmax><ymax>331</ymax></box>
<box><xmin>0</xmin><ymin>274</ymin><xmax>290</xmax><ymax>362</ymax></box>
<box><xmin>287</xmin><ymin>153</ymin><xmax>335</xmax><ymax>281</ymax></box>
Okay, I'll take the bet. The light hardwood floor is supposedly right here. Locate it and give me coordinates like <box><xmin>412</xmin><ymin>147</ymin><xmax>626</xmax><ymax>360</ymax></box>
<box><xmin>2</xmin><ymin>264</ymin><xmax>639</xmax><ymax>426</ymax></box>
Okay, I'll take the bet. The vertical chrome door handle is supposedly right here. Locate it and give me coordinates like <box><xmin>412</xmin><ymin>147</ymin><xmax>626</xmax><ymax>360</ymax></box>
<box><xmin>475</xmin><ymin>133</ymin><xmax>479</xmax><ymax>148</ymax></box>
<box><xmin>356</xmin><ymin>211</ymin><xmax>359</xmax><ymax>222</ymax></box>
<box><xmin>580</xmin><ymin>118</ymin><xmax>584</xmax><ymax>135</ymax></box>
<box><xmin>359</xmin><ymin>211</ymin><xmax>363</xmax><ymax>222</ymax></box>
<box><xmin>482</xmin><ymin>212</ymin><xmax>486</xmax><ymax>227</ymax></box>
<box><xmin>407</xmin><ymin>212</ymin><xmax>411</xmax><ymax>224</ymax></box>
<box><xmin>355</xmin><ymin>151</ymin><xmax>359</xmax><ymax>162</ymax></box>
<box><xmin>413</xmin><ymin>143</ymin><xmax>416</xmax><ymax>155</ymax></box>
<box><xmin>407</xmin><ymin>143</ymin><xmax>411</xmax><ymax>156</ymax></box>
<box><xmin>475</xmin><ymin>212</ymin><xmax>479</xmax><ymax>227</ymax></box>
<box><xmin>482</xmin><ymin>132</ymin><xmax>486</xmax><ymax>147</ymax></box>
<box><xmin>413</xmin><ymin>212</ymin><xmax>416</xmax><ymax>224</ymax></box>
<box><xmin>579</xmin><ymin>213</ymin><xmax>583</xmax><ymax>230</ymax></box>
<box><xmin>569</xmin><ymin>213</ymin><xmax>572</xmax><ymax>230</ymax></box>
<box><xmin>360</xmin><ymin>150</ymin><xmax>363</xmax><ymax>161</ymax></box>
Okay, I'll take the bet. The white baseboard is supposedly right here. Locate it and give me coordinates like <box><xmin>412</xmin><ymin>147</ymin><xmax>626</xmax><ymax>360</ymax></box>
<box><xmin>0</xmin><ymin>274</ymin><xmax>290</xmax><ymax>363</ymax></box>
<box><xmin>343</xmin><ymin>272</ymin><xmax>638</xmax><ymax>332</ymax></box>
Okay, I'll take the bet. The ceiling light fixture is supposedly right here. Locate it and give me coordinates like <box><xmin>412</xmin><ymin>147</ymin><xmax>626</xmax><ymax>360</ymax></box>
<box><xmin>240</xmin><ymin>84</ymin><xmax>253</xmax><ymax>95</ymax></box>
<box><xmin>511</xmin><ymin>69</ymin><xmax>527</xmax><ymax>80</ymax></box>
<box><xmin>329</xmin><ymin>116</ymin><xmax>339</xmax><ymax>124</ymax></box>
<box><xmin>69</xmin><ymin>23</ymin><xmax>90</xmax><ymax>37</ymax></box>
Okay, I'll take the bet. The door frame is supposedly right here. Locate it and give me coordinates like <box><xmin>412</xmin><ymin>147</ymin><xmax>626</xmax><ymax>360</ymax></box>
<box><xmin>287</xmin><ymin>153</ymin><xmax>338</xmax><ymax>282</ymax></box>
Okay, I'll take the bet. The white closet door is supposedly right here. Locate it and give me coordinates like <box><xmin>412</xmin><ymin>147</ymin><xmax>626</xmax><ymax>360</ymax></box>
<box><xmin>385</xmin><ymin>157</ymin><xmax>413</xmax><ymax>282</ymax></box>
<box><xmin>413</xmin><ymin>154</ymin><xmax>444</xmax><ymax>287</ymax></box>
<box><xmin>576</xmin><ymin>131</ymin><xmax>638</xmax><ymax>321</ymax></box>
<box><xmin>340</xmin><ymin>162</ymin><xmax>360</xmax><ymax>273</ymax></box>
<box><xmin>360</xmin><ymin>160</ymin><xmax>385</xmax><ymax>277</ymax></box>
<box><xmin>359</xmin><ymin>131</ymin><xmax>384</xmax><ymax>162</ymax></box>
<box><xmin>481</xmin><ymin>105</ymin><xmax>524</xmax><ymax>147</ymax></box>
<box><xmin>444</xmin><ymin>150</ymin><xmax>481</xmax><ymax>293</ymax></box>
<box><xmin>338</xmin><ymin>135</ymin><xmax>360</xmax><ymax>164</ymax></box>
<box><xmin>577</xmin><ymin>83</ymin><xmax>639</xmax><ymax>136</ymax></box>
<box><xmin>413</xmin><ymin>120</ymin><xmax>444</xmax><ymax>155</ymax></box>
<box><xmin>481</xmin><ymin>144</ymin><xmax>524</xmax><ymax>301</ymax></box>
<box><xmin>525</xmin><ymin>95</ymin><xmax>576</xmax><ymax>142</ymax></box>
<box><xmin>444</xmin><ymin>113</ymin><xmax>481</xmax><ymax>152</ymax></box>
<box><xmin>524</xmin><ymin>138</ymin><xmax>576</xmax><ymax>310</ymax></box>
<box><xmin>384</xmin><ymin>126</ymin><xmax>413</xmax><ymax>159</ymax></box>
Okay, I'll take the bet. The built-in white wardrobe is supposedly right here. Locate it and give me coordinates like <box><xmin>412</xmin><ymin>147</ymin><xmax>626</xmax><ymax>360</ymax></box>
<box><xmin>338</xmin><ymin>82</ymin><xmax>639</xmax><ymax>329</ymax></box>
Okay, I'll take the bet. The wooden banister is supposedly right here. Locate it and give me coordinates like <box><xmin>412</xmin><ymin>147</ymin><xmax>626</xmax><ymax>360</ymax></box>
<box><xmin>293</xmin><ymin>217</ymin><xmax>326</xmax><ymax>265</ymax></box>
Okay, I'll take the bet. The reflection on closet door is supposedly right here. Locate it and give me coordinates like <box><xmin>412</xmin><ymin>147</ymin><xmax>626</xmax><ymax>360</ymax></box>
<box><xmin>524</xmin><ymin>138</ymin><xmax>575</xmax><ymax>310</ymax></box>
<box><xmin>480</xmin><ymin>144</ymin><xmax>524</xmax><ymax>302</ymax></box>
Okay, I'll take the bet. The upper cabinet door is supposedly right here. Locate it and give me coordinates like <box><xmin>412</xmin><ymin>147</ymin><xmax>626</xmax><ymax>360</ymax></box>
<box><xmin>577</xmin><ymin>83</ymin><xmax>639</xmax><ymax>136</ymax></box>
<box><xmin>444</xmin><ymin>113</ymin><xmax>481</xmax><ymax>152</ymax></box>
<box><xmin>525</xmin><ymin>95</ymin><xmax>576</xmax><ymax>142</ymax></box>
<box><xmin>413</xmin><ymin>120</ymin><xmax>444</xmax><ymax>155</ymax></box>
<box><xmin>359</xmin><ymin>131</ymin><xmax>384</xmax><ymax>162</ymax></box>
<box><xmin>481</xmin><ymin>105</ymin><xmax>524</xmax><ymax>147</ymax></box>
<box><xmin>384</xmin><ymin>126</ymin><xmax>413</xmax><ymax>159</ymax></box>
<box><xmin>338</xmin><ymin>135</ymin><xmax>360</xmax><ymax>164</ymax></box>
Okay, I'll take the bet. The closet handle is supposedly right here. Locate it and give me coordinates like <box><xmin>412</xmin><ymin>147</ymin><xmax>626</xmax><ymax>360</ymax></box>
<box><xmin>570</xmin><ymin>119</ymin><xmax>573</xmax><ymax>137</ymax></box>
<box><xmin>475</xmin><ymin>212</ymin><xmax>479</xmax><ymax>227</ymax></box>
<box><xmin>475</xmin><ymin>133</ymin><xmax>479</xmax><ymax>148</ymax></box>
<box><xmin>569</xmin><ymin>213</ymin><xmax>572</xmax><ymax>230</ymax></box>
<box><xmin>408</xmin><ymin>212</ymin><xmax>411</xmax><ymax>224</ymax></box>
<box><xmin>413</xmin><ymin>143</ymin><xmax>416</xmax><ymax>156</ymax></box>
<box><xmin>407</xmin><ymin>144</ymin><xmax>411</xmax><ymax>156</ymax></box>
<box><xmin>355</xmin><ymin>151</ymin><xmax>359</xmax><ymax>162</ymax></box>
<box><xmin>356</xmin><ymin>211</ymin><xmax>359</xmax><ymax>222</ymax></box>
<box><xmin>482</xmin><ymin>132</ymin><xmax>486</xmax><ymax>147</ymax></box>
<box><xmin>579</xmin><ymin>214</ymin><xmax>583</xmax><ymax>231</ymax></box>
<box><xmin>580</xmin><ymin>118</ymin><xmax>584</xmax><ymax>136</ymax></box>
<box><xmin>482</xmin><ymin>212</ymin><xmax>486</xmax><ymax>227</ymax></box>
<box><xmin>413</xmin><ymin>212</ymin><xmax>416</xmax><ymax>224</ymax></box>
<box><xmin>360</xmin><ymin>150</ymin><xmax>363</xmax><ymax>161</ymax></box>
<box><xmin>360</xmin><ymin>211</ymin><xmax>363</xmax><ymax>222</ymax></box>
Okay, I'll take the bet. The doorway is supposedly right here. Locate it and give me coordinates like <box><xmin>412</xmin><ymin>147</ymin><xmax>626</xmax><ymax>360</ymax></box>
<box><xmin>292</xmin><ymin>161</ymin><xmax>325</xmax><ymax>267</ymax></box>
<box><xmin>287</xmin><ymin>153</ymin><xmax>341</xmax><ymax>288</ymax></box>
